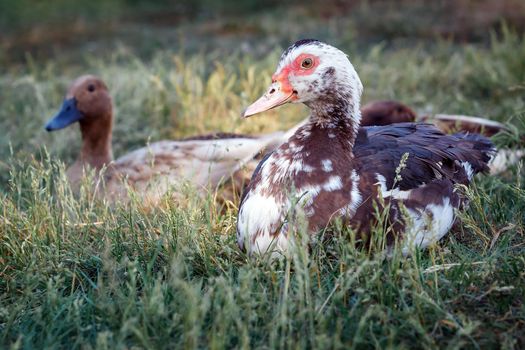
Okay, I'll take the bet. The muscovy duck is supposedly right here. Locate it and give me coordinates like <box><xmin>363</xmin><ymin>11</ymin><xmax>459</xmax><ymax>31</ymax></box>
<box><xmin>237</xmin><ymin>39</ymin><xmax>495</xmax><ymax>256</ymax></box>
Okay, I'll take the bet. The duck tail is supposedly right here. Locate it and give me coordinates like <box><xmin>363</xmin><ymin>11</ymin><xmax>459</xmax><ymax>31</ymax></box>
<box><xmin>453</xmin><ymin>132</ymin><xmax>497</xmax><ymax>177</ymax></box>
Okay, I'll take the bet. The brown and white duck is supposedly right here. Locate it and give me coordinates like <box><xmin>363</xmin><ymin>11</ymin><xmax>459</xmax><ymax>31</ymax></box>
<box><xmin>45</xmin><ymin>75</ymin><xmax>290</xmax><ymax>204</ymax></box>
<box><xmin>237</xmin><ymin>40</ymin><xmax>495</xmax><ymax>256</ymax></box>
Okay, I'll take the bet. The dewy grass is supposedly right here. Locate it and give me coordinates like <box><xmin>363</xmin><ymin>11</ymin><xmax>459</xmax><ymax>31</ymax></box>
<box><xmin>0</xmin><ymin>25</ymin><xmax>524</xmax><ymax>349</ymax></box>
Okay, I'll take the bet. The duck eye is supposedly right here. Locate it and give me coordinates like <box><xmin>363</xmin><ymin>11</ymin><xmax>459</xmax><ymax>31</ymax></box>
<box><xmin>87</xmin><ymin>84</ymin><xmax>95</xmax><ymax>92</ymax></box>
<box><xmin>301</xmin><ymin>58</ymin><xmax>313</xmax><ymax>69</ymax></box>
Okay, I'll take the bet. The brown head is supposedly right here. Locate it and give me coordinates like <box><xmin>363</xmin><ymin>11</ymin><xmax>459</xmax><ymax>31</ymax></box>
<box><xmin>45</xmin><ymin>75</ymin><xmax>114</xmax><ymax>167</ymax></box>
<box><xmin>45</xmin><ymin>75</ymin><xmax>112</xmax><ymax>131</ymax></box>
<box><xmin>360</xmin><ymin>100</ymin><xmax>417</xmax><ymax>126</ymax></box>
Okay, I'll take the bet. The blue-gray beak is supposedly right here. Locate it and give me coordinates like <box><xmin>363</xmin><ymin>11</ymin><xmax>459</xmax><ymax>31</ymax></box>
<box><xmin>45</xmin><ymin>98</ymin><xmax>83</xmax><ymax>131</ymax></box>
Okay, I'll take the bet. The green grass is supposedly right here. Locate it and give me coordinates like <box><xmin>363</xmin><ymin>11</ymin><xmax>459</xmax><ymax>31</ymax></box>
<box><xmin>1</xmin><ymin>8</ymin><xmax>525</xmax><ymax>350</ymax></box>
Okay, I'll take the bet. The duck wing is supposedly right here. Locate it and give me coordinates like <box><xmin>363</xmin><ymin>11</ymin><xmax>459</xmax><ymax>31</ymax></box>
<box><xmin>353</xmin><ymin>122</ymin><xmax>495</xmax><ymax>190</ymax></box>
<box><xmin>112</xmin><ymin>132</ymin><xmax>287</xmax><ymax>191</ymax></box>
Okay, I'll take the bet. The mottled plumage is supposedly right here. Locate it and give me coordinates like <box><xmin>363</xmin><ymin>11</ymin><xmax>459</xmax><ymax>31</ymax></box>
<box><xmin>237</xmin><ymin>40</ymin><xmax>495</xmax><ymax>256</ymax></box>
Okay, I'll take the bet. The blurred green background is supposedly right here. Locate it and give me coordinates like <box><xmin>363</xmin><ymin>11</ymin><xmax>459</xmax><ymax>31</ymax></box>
<box><xmin>2</xmin><ymin>0</ymin><xmax>525</xmax><ymax>65</ymax></box>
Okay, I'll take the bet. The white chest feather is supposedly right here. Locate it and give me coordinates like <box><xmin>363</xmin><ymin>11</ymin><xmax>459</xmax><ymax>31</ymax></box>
<box><xmin>237</xmin><ymin>150</ymin><xmax>360</xmax><ymax>256</ymax></box>
<box><xmin>237</xmin><ymin>153</ymin><xmax>297</xmax><ymax>255</ymax></box>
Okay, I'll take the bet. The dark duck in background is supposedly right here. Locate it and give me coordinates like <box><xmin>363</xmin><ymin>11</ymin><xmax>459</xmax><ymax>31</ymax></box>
<box><xmin>237</xmin><ymin>39</ymin><xmax>495</xmax><ymax>256</ymax></box>
<box><xmin>360</xmin><ymin>100</ymin><xmax>509</xmax><ymax>137</ymax></box>
<box><xmin>360</xmin><ymin>100</ymin><xmax>417</xmax><ymax>126</ymax></box>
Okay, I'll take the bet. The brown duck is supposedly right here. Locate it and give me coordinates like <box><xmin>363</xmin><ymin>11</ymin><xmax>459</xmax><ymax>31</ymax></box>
<box><xmin>45</xmin><ymin>75</ymin><xmax>290</xmax><ymax>205</ymax></box>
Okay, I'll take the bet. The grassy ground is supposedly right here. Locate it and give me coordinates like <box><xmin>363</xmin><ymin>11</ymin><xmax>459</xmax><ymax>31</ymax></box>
<box><xmin>1</xmin><ymin>2</ymin><xmax>525</xmax><ymax>349</ymax></box>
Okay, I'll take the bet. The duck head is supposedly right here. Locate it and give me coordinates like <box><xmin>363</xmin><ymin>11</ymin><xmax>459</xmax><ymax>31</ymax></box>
<box><xmin>242</xmin><ymin>39</ymin><xmax>363</xmax><ymax>125</ymax></box>
<box><xmin>45</xmin><ymin>75</ymin><xmax>112</xmax><ymax>131</ymax></box>
<box><xmin>46</xmin><ymin>75</ymin><xmax>114</xmax><ymax>168</ymax></box>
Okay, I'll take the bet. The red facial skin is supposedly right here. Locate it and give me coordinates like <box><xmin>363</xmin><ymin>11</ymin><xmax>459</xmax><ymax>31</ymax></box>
<box><xmin>272</xmin><ymin>54</ymin><xmax>320</xmax><ymax>100</ymax></box>
<box><xmin>242</xmin><ymin>53</ymin><xmax>322</xmax><ymax>118</ymax></box>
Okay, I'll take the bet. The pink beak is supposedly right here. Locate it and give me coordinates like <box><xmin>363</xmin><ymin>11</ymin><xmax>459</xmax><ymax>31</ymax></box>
<box><xmin>242</xmin><ymin>82</ymin><xmax>295</xmax><ymax>118</ymax></box>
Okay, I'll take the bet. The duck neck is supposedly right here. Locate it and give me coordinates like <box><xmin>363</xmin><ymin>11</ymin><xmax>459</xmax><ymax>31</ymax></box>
<box><xmin>305</xmin><ymin>93</ymin><xmax>361</xmax><ymax>148</ymax></box>
<box><xmin>79</xmin><ymin>113</ymin><xmax>114</xmax><ymax>170</ymax></box>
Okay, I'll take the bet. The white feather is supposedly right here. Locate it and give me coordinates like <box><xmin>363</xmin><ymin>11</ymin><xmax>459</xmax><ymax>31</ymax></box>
<box><xmin>402</xmin><ymin>198</ymin><xmax>455</xmax><ymax>255</ymax></box>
